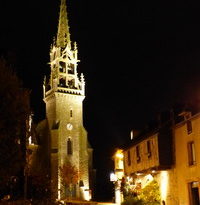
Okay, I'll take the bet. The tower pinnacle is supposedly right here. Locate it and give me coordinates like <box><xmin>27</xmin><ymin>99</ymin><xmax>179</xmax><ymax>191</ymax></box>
<box><xmin>56</xmin><ymin>0</ymin><xmax>71</xmax><ymax>48</ymax></box>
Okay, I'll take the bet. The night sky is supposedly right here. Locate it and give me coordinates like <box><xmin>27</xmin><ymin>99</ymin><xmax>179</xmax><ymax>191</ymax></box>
<box><xmin>1</xmin><ymin>0</ymin><xmax>200</xmax><ymax>200</ymax></box>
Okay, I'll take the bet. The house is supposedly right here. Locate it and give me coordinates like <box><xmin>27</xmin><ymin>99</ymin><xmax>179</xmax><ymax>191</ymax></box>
<box><xmin>113</xmin><ymin>110</ymin><xmax>200</xmax><ymax>205</ymax></box>
<box><xmin>175</xmin><ymin>111</ymin><xmax>200</xmax><ymax>205</ymax></box>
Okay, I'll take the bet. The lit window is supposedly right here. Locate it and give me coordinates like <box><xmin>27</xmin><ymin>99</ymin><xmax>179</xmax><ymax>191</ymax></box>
<box><xmin>188</xmin><ymin>141</ymin><xmax>196</xmax><ymax>166</ymax></box>
<box><xmin>187</xmin><ymin>120</ymin><xmax>192</xmax><ymax>134</ymax></box>
<box><xmin>147</xmin><ymin>140</ymin><xmax>152</xmax><ymax>158</ymax></box>
<box><xmin>127</xmin><ymin>150</ymin><xmax>131</xmax><ymax>166</ymax></box>
<box><xmin>136</xmin><ymin>145</ymin><xmax>141</xmax><ymax>163</ymax></box>
<box><xmin>67</xmin><ymin>138</ymin><xmax>73</xmax><ymax>155</ymax></box>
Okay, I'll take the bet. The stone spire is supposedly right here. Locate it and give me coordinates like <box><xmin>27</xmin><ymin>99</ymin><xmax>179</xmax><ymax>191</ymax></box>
<box><xmin>56</xmin><ymin>0</ymin><xmax>71</xmax><ymax>48</ymax></box>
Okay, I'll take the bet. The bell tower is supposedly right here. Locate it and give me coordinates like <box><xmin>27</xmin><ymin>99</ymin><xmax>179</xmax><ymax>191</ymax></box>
<box><xmin>43</xmin><ymin>0</ymin><xmax>90</xmax><ymax>200</ymax></box>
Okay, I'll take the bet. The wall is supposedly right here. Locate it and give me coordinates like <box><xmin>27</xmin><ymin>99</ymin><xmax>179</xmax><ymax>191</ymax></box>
<box><xmin>175</xmin><ymin>114</ymin><xmax>200</xmax><ymax>205</ymax></box>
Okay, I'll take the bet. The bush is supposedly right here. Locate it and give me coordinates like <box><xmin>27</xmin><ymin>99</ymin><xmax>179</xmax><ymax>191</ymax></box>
<box><xmin>139</xmin><ymin>180</ymin><xmax>160</xmax><ymax>205</ymax></box>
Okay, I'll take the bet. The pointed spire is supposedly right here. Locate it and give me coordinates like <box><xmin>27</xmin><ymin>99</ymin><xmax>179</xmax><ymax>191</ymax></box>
<box><xmin>56</xmin><ymin>0</ymin><xmax>71</xmax><ymax>48</ymax></box>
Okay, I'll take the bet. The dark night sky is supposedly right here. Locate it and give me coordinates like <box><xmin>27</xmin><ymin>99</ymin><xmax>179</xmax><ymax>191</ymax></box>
<box><xmin>1</xmin><ymin>0</ymin><xmax>200</xmax><ymax>200</ymax></box>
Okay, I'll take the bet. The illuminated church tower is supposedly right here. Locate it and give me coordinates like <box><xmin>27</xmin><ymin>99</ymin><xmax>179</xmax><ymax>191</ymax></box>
<box><xmin>43</xmin><ymin>0</ymin><xmax>91</xmax><ymax>200</ymax></box>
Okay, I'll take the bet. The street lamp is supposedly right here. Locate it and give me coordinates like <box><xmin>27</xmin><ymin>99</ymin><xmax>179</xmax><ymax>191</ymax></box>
<box><xmin>111</xmin><ymin>149</ymin><xmax>125</xmax><ymax>205</ymax></box>
<box><xmin>110</xmin><ymin>172</ymin><xmax>117</xmax><ymax>182</ymax></box>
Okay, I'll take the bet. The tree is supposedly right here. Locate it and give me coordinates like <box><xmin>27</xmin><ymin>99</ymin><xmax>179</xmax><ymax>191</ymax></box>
<box><xmin>59</xmin><ymin>162</ymin><xmax>80</xmax><ymax>199</ymax></box>
<box><xmin>27</xmin><ymin>173</ymin><xmax>51</xmax><ymax>200</ymax></box>
<box><xmin>0</xmin><ymin>58</ymin><xmax>30</xmax><ymax>199</ymax></box>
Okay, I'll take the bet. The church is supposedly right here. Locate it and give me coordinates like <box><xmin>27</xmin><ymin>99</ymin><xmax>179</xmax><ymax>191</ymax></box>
<box><xmin>36</xmin><ymin>0</ymin><xmax>94</xmax><ymax>200</ymax></box>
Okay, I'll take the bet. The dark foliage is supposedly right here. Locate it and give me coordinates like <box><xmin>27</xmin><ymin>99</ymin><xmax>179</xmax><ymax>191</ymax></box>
<box><xmin>27</xmin><ymin>174</ymin><xmax>51</xmax><ymax>200</ymax></box>
<box><xmin>0</xmin><ymin>58</ymin><xmax>30</xmax><ymax>199</ymax></box>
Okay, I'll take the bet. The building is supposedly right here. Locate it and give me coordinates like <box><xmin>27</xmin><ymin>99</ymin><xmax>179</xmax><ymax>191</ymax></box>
<box><xmin>113</xmin><ymin>110</ymin><xmax>200</xmax><ymax>205</ymax></box>
<box><xmin>38</xmin><ymin>0</ymin><xmax>93</xmax><ymax>200</ymax></box>
<box><xmin>175</xmin><ymin>111</ymin><xmax>200</xmax><ymax>205</ymax></box>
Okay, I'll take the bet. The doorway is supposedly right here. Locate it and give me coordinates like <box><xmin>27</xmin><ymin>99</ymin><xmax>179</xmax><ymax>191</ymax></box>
<box><xmin>189</xmin><ymin>182</ymin><xmax>200</xmax><ymax>205</ymax></box>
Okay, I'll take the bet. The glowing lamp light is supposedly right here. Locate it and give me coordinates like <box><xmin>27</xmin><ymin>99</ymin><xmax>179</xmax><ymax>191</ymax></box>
<box><xmin>80</xmin><ymin>187</ymin><xmax>91</xmax><ymax>201</ymax></box>
<box><xmin>58</xmin><ymin>177</ymin><xmax>61</xmax><ymax>200</ymax></box>
<box><xmin>136</xmin><ymin>172</ymin><xmax>142</xmax><ymax>176</ymax></box>
<box><xmin>110</xmin><ymin>172</ymin><xmax>117</xmax><ymax>182</ymax></box>
<box><xmin>83</xmin><ymin>189</ymin><xmax>91</xmax><ymax>201</ymax></box>
<box><xmin>115</xmin><ymin>189</ymin><xmax>121</xmax><ymax>205</ymax></box>
<box><xmin>160</xmin><ymin>171</ymin><xmax>169</xmax><ymax>201</ymax></box>
<box><xmin>116</xmin><ymin>152</ymin><xmax>124</xmax><ymax>159</ymax></box>
<box><xmin>127</xmin><ymin>176</ymin><xmax>133</xmax><ymax>183</ymax></box>
<box><xmin>130</xmin><ymin>130</ymin><xmax>133</xmax><ymax>140</ymax></box>
<box><xmin>146</xmin><ymin>174</ymin><xmax>153</xmax><ymax>182</ymax></box>
<box><xmin>28</xmin><ymin>136</ymin><xmax>32</xmax><ymax>145</ymax></box>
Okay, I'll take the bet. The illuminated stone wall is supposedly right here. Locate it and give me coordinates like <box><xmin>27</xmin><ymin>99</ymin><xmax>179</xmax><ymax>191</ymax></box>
<box><xmin>155</xmin><ymin>170</ymin><xmax>178</xmax><ymax>205</ymax></box>
<box><xmin>174</xmin><ymin>113</ymin><xmax>200</xmax><ymax>205</ymax></box>
<box><xmin>44</xmin><ymin>66</ymin><xmax>90</xmax><ymax>200</ymax></box>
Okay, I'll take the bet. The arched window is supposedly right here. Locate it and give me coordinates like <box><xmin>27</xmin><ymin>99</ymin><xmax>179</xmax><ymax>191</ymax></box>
<box><xmin>67</xmin><ymin>138</ymin><xmax>73</xmax><ymax>155</ymax></box>
<box><xmin>70</xmin><ymin>109</ymin><xmax>73</xmax><ymax>118</ymax></box>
